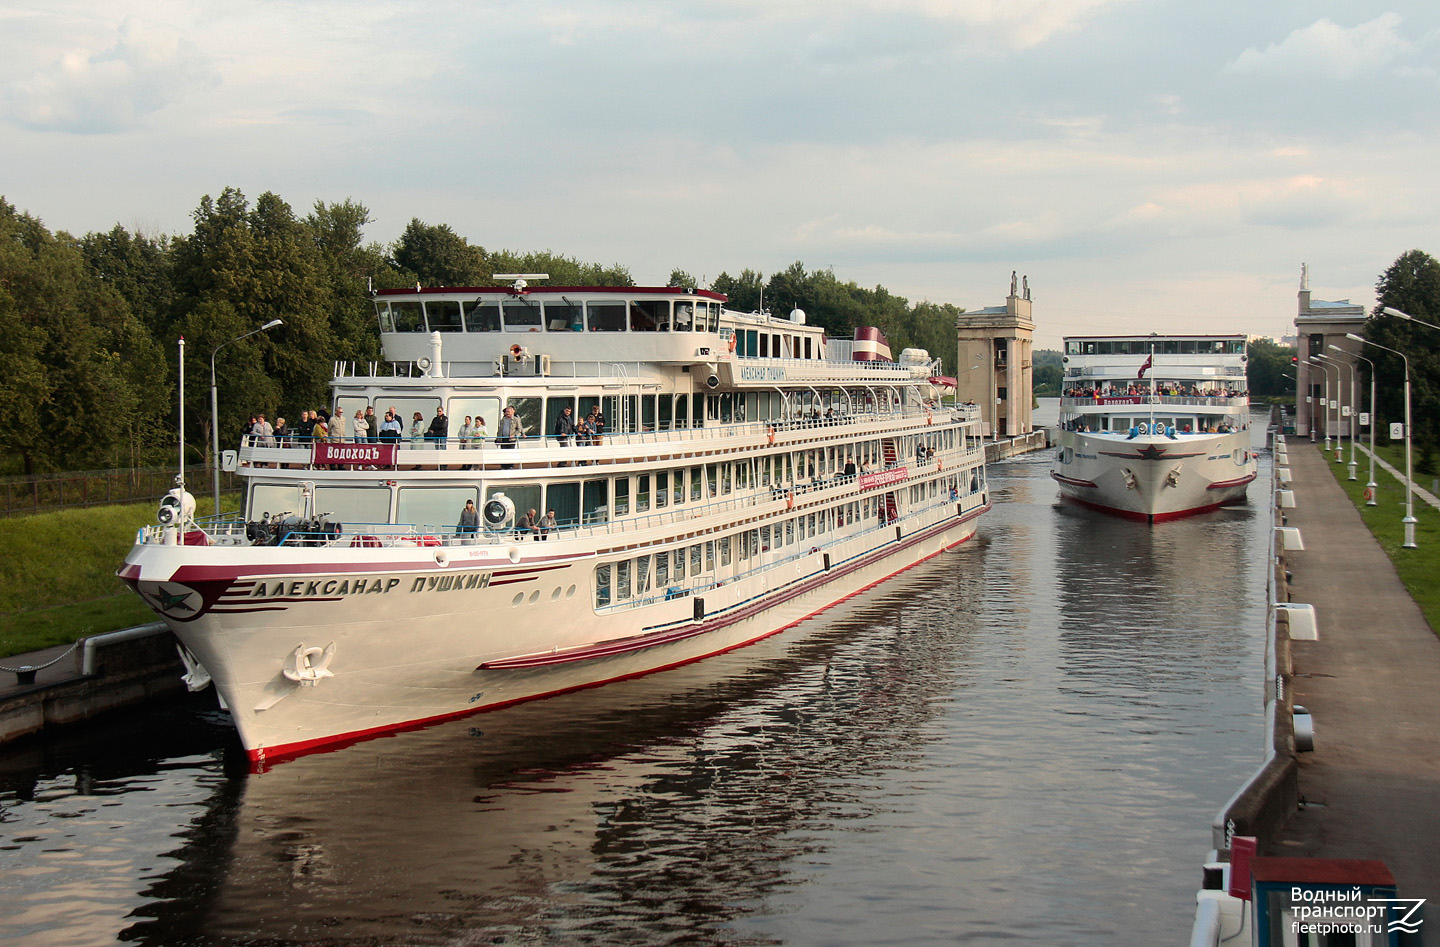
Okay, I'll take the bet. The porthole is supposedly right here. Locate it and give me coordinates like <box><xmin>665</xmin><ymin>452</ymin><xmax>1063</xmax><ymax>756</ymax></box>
<box><xmin>528</xmin><ymin>590</ymin><xmax>540</xmax><ymax>604</ymax></box>
<box><xmin>566</xmin><ymin>585</ymin><xmax>577</xmax><ymax>599</ymax></box>
<box><xmin>510</xmin><ymin>592</ymin><xmax>525</xmax><ymax>607</ymax></box>
<box><xmin>551</xmin><ymin>587</ymin><xmax>562</xmax><ymax>601</ymax></box>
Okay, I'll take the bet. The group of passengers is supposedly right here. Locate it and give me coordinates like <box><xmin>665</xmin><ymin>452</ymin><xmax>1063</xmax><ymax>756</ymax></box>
<box><xmin>1063</xmin><ymin>383</ymin><xmax>1248</xmax><ymax>399</ymax></box>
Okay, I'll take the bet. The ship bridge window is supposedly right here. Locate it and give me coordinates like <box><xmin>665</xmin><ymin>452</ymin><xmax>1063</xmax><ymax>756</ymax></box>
<box><xmin>376</xmin><ymin>301</ymin><xmax>395</xmax><ymax>332</ymax></box>
<box><xmin>586</xmin><ymin>302</ymin><xmax>626</xmax><ymax>332</ymax></box>
<box><xmin>545</xmin><ymin>299</ymin><xmax>582</xmax><ymax>331</ymax></box>
<box><xmin>502</xmin><ymin>297</ymin><xmax>542</xmax><ymax>332</ymax></box>
<box><xmin>397</xmin><ymin>486</ymin><xmax>478</xmax><ymax>529</ymax></box>
<box><xmin>313</xmin><ymin>485</ymin><xmax>393</xmax><ymax>527</ymax></box>
<box><xmin>425</xmin><ymin>300</ymin><xmax>463</xmax><ymax>332</ymax></box>
<box><xmin>630</xmin><ymin>300</ymin><xmax>669</xmax><ymax>331</ymax></box>
<box><xmin>464</xmin><ymin>301</ymin><xmax>501</xmax><ymax>332</ymax></box>
<box><xmin>674</xmin><ymin>302</ymin><xmax>694</xmax><ymax>331</ymax></box>
<box><xmin>391</xmin><ymin>301</ymin><xmax>424</xmax><ymax>333</ymax></box>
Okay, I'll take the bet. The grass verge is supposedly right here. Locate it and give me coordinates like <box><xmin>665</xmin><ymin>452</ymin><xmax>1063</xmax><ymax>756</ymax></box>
<box><xmin>1317</xmin><ymin>442</ymin><xmax>1440</xmax><ymax>634</ymax></box>
<box><xmin>0</xmin><ymin>493</ymin><xmax>236</xmax><ymax>658</ymax></box>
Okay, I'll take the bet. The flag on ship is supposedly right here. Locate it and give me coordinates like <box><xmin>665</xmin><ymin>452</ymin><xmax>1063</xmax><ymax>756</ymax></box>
<box><xmin>1137</xmin><ymin>353</ymin><xmax>1153</xmax><ymax>379</ymax></box>
<box><xmin>853</xmin><ymin>327</ymin><xmax>893</xmax><ymax>362</ymax></box>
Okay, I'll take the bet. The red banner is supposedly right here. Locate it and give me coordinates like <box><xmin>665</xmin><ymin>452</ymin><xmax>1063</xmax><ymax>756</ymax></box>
<box><xmin>311</xmin><ymin>442</ymin><xmax>396</xmax><ymax>466</ymax></box>
<box><xmin>859</xmin><ymin>466</ymin><xmax>909</xmax><ymax>490</ymax></box>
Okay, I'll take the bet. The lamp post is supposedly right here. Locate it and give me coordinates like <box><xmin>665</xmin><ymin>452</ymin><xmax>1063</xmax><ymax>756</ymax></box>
<box><xmin>1383</xmin><ymin>306</ymin><xmax>1440</xmax><ymax>332</ymax></box>
<box><xmin>1308</xmin><ymin>357</ymin><xmax>1338</xmax><ymax>456</ymax></box>
<box><xmin>1313</xmin><ymin>354</ymin><xmax>1347</xmax><ymax>465</ymax></box>
<box><xmin>1348</xmin><ymin>332</ymin><xmax>1415</xmax><ymax>547</ymax></box>
<box><xmin>210</xmin><ymin>319</ymin><xmax>283</xmax><ymax>519</ymax></box>
<box><xmin>1332</xmin><ymin>345</ymin><xmax>1375</xmax><ymax>498</ymax></box>
<box><xmin>1323</xmin><ymin>349</ymin><xmax>1358</xmax><ymax>479</ymax></box>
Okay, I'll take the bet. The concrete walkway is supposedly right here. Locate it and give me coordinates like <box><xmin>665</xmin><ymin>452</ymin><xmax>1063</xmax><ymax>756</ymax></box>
<box><xmin>1272</xmin><ymin>441</ymin><xmax>1440</xmax><ymax>906</ymax></box>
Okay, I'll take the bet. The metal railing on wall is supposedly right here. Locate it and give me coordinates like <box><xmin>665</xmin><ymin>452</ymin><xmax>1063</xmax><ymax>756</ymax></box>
<box><xmin>0</xmin><ymin>465</ymin><xmax>238</xmax><ymax>518</ymax></box>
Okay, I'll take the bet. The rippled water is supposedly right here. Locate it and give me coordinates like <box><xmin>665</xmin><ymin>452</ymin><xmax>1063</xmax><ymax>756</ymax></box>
<box><xmin>0</xmin><ymin>430</ymin><xmax>1271</xmax><ymax>946</ymax></box>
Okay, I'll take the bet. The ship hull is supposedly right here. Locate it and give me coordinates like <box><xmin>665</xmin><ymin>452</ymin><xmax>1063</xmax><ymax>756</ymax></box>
<box><xmin>123</xmin><ymin>502</ymin><xmax>984</xmax><ymax>768</ymax></box>
<box><xmin>1050</xmin><ymin>429</ymin><xmax>1255</xmax><ymax>523</ymax></box>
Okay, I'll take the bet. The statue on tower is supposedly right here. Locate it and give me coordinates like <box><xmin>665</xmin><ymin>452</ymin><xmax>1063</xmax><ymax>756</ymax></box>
<box><xmin>1022</xmin><ymin>275</ymin><xmax>1030</xmax><ymax>300</ymax></box>
<box><xmin>1010</xmin><ymin>270</ymin><xmax>1018</xmax><ymax>296</ymax></box>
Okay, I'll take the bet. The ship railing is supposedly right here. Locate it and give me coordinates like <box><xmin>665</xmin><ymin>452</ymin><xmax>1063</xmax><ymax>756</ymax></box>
<box><xmin>595</xmin><ymin>483</ymin><xmax>984</xmax><ymax>613</ymax></box>
<box><xmin>170</xmin><ymin>441</ymin><xmax>985</xmax><ymax>550</ymax></box>
<box><xmin>235</xmin><ymin>404</ymin><xmax>981</xmax><ymax>470</ymax></box>
<box><xmin>1058</xmin><ymin>395</ymin><xmax>1247</xmax><ymax>408</ymax></box>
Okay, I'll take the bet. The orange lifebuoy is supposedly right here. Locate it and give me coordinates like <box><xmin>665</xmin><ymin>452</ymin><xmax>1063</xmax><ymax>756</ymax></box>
<box><xmin>926</xmin><ymin>411</ymin><xmax>933</xmax><ymax>426</ymax></box>
<box><xmin>786</xmin><ymin>491</ymin><xmax>795</xmax><ymax>510</ymax></box>
<box><xmin>728</xmin><ymin>334</ymin><xmax>737</xmax><ymax>352</ymax></box>
<box><xmin>767</xmin><ymin>426</ymin><xmax>776</xmax><ymax>445</ymax></box>
<box><xmin>1363</xmin><ymin>486</ymin><xmax>1375</xmax><ymax>502</ymax></box>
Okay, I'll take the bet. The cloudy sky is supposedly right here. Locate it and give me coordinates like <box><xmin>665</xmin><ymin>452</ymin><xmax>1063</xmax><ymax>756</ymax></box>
<box><xmin>3</xmin><ymin>1</ymin><xmax>1437</xmax><ymax>348</ymax></box>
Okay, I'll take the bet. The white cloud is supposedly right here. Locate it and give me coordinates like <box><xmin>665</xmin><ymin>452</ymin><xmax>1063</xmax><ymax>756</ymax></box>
<box><xmin>1225</xmin><ymin>14</ymin><xmax>1412</xmax><ymax>79</ymax></box>
<box><xmin>5</xmin><ymin>18</ymin><xmax>218</xmax><ymax>133</ymax></box>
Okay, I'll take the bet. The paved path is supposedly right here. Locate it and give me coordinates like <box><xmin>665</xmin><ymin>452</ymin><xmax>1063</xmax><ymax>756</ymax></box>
<box><xmin>1272</xmin><ymin>441</ymin><xmax>1440</xmax><ymax>905</ymax></box>
<box><xmin>1353</xmin><ymin>442</ymin><xmax>1440</xmax><ymax>509</ymax></box>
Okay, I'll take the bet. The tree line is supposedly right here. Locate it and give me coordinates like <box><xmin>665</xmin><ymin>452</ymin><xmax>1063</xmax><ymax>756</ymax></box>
<box><xmin>0</xmin><ymin>189</ymin><xmax>966</xmax><ymax>477</ymax></box>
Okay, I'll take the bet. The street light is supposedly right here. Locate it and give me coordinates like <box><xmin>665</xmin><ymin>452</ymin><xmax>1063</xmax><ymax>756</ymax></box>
<box><xmin>210</xmin><ymin>319</ymin><xmax>283</xmax><ymax>520</ymax></box>
<box><xmin>1331</xmin><ymin>345</ymin><xmax>1372</xmax><ymax>494</ymax></box>
<box><xmin>1308</xmin><ymin>357</ymin><xmax>1338</xmax><ymax>454</ymax></box>
<box><xmin>1382</xmin><ymin>306</ymin><xmax>1440</xmax><ymax>332</ymax></box>
<box><xmin>1312</xmin><ymin>354</ymin><xmax>1346</xmax><ymax>465</ymax></box>
<box><xmin>1347</xmin><ymin>332</ymin><xmax>1416</xmax><ymax>548</ymax></box>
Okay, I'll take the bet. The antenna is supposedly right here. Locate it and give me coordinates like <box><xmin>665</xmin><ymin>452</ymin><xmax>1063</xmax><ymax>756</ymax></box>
<box><xmin>177</xmin><ymin>337</ymin><xmax>185</xmax><ymax>487</ymax></box>
<box><xmin>493</xmin><ymin>273</ymin><xmax>549</xmax><ymax>293</ymax></box>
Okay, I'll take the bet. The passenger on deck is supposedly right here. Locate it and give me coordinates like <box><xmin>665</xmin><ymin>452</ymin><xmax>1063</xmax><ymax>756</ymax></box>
<box><xmin>426</xmin><ymin>407</ymin><xmax>448</xmax><ymax>449</ymax></box>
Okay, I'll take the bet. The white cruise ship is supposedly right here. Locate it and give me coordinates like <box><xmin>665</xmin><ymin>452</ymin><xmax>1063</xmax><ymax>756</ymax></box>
<box><xmin>1050</xmin><ymin>334</ymin><xmax>1256</xmax><ymax>523</ymax></box>
<box><xmin>120</xmin><ymin>280</ymin><xmax>991</xmax><ymax>767</ymax></box>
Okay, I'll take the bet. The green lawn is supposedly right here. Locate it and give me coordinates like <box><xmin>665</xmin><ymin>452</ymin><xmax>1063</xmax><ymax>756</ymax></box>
<box><xmin>1317</xmin><ymin>442</ymin><xmax>1440</xmax><ymax>635</ymax></box>
<box><xmin>0</xmin><ymin>493</ymin><xmax>236</xmax><ymax>658</ymax></box>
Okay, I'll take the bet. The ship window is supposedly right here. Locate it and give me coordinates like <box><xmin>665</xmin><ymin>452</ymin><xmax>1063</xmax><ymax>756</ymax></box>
<box><xmin>674</xmin><ymin>394</ymin><xmax>689</xmax><ymax>429</ymax></box>
<box><xmin>396</xmin><ymin>486</ymin><xmax>478</xmax><ymax>529</ymax></box>
<box><xmin>249</xmin><ymin>483</ymin><xmax>306</xmax><ymax>522</ymax></box>
<box><xmin>545</xmin><ymin>299</ymin><xmax>582</xmax><ymax>331</ymax></box>
<box><xmin>674</xmin><ymin>302</ymin><xmax>694</xmax><ymax>331</ymax></box>
<box><xmin>673</xmin><ymin>548</ymin><xmax>685</xmax><ymax>580</ymax></box>
<box><xmin>719</xmin><ymin>536</ymin><xmax>732</xmax><ymax>566</ymax></box>
<box><xmin>464</xmin><ymin>301</ymin><xmax>501</xmax><ymax>332</ymax></box>
<box><xmin>583</xmin><ymin>479</ymin><xmax>608</xmax><ymax>524</ymax></box>
<box><xmin>655</xmin><ymin>472</ymin><xmax>668</xmax><ymax>508</ymax></box>
<box><xmin>508</xmin><ymin>397</ymin><xmax>542</xmax><ymax>441</ymax></box>
<box><xmin>502</xmin><ymin>297</ymin><xmax>542</xmax><ymax>332</ymax></box>
<box><xmin>486</xmin><ymin>484</ymin><xmax>541</xmax><ymax>526</ymax></box>
<box><xmin>672</xmin><ymin>468</ymin><xmax>685</xmax><ymax>505</ymax></box>
<box><xmin>586</xmin><ymin>302</ymin><xmax>626</xmax><ymax>331</ymax></box>
<box><xmin>641</xmin><ymin>395</ymin><xmax>656</xmax><ymax>431</ymax></box>
<box><xmin>655</xmin><ymin>551</ymin><xmax>669</xmax><ymax>585</ymax></box>
<box><xmin>759</xmin><ymin>334</ymin><xmax>769</xmax><ymax>357</ymax></box>
<box><xmin>705</xmin><ymin>541</ymin><xmax>715</xmax><ymax>572</ymax></box>
<box><xmin>546</xmin><ymin>482</ymin><xmax>579</xmax><ymax>528</ymax></box>
<box><xmin>616</xmin><ymin>560</ymin><xmax>631</xmax><ymax>601</ymax></box>
<box><xmin>636</xmin><ymin>474</ymin><xmax>651</xmax><ymax>513</ymax></box>
<box><xmin>691</xmin><ymin>466</ymin><xmax>703</xmax><ymax>502</ymax></box>
<box><xmin>658</xmin><ymin>395</ymin><xmax>672</xmax><ymax>431</ymax></box>
<box><xmin>311</xmin><ymin>485</ymin><xmax>392</xmax><ymax>526</ymax></box>
<box><xmin>448</xmin><ymin>397</ymin><xmax>500</xmax><ymax>434</ymax></box>
<box><xmin>392</xmin><ymin>301</ymin><xmax>424</xmax><ymax>333</ymax></box>
<box><xmin>376</xmin><ymin>301</ymin><xmax>395</xmax><ymax>332</ymax></box>
<box><xmin>613</xmin><ymin>478</ymin><xmax>630</xmax><ymax>516</ymax></box>
<box><xmin>691</xmin><ymin>545</ymin><xmax>703</xmax><ymax>576</ymax></box>
<box><xmin>385</xmin><ymin>397</ymin><xmax>442</xmax><ymax>432</ymax></box>
<box><xmin>546</xmin><ymin>397</ymin><xmax>576</xmax><ymax>441</ymax></box>
<box><xmin>636</xmin><ymin>555</ymin><xmax>652</xmax><ymax>594</ymax></box>
<box><xmin>595</xmin><ymin>564</ymin><xmax>611</xmax><ymax>608</ymax></box>
<box><xmin>706</xmin><ymin>464</ymin><xmax>718</xmax><ymax>498</ymax></box>
<box><xmin>425</xmin><ymin>300</ymin><xmax>463</xmax><ymax>332</ymax></box>
<box><xmin>630</xmin><ymin>300</ymin><xmax>669</xmax><ymax>331</ymax></box>
<box><xmin>335</xmin><ymin>396</ymin><xmax>369</xmax><ymax>427</ymax></box>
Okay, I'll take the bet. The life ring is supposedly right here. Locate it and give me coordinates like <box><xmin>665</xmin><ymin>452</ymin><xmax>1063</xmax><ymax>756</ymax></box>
<box><xmin>786</xmin><ymin>491</ymin><xmax>795</xmax><ymax>510</ymax></box>
<box><xmin>767</xmin><ymin>426</ymin><xmax>776</xmax><ymax>445</ymax></box>
<box><xmin>926</xmin><ymin>410</ymin><xmax>933</xmax><ymax>426</ymax></box>
<box><xmin>1363</xmin><ymin>486</ymin><xmax>1374</xmax><ymax>502</ymax></box>
<box><xmin>937</xmin><ymin>458</ymin><xmax>943</xmax><ymax>471</ymax></box>
<box><xmin>728</xmin><ymin>334</ymin><xmax>737</xmax><ymax>353</ymax></box>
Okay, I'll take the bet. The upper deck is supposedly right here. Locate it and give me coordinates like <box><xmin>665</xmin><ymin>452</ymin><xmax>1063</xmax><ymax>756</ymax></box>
<box><xmin>1060</xmin><ymin>335</ymin><xmax>1249</xmax><ymax>410</ymax></box>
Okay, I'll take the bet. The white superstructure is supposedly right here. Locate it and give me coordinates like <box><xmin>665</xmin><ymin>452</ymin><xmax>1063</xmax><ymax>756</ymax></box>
<box><xmin>122</xmin><ymin>283</ymin><xmax>990</xmax><ymax>767</ymax></box>
<box><xmin>1050</xmin><ymin>334</ymin><xmax>1256</xmax><ymax>523</ymax></box>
